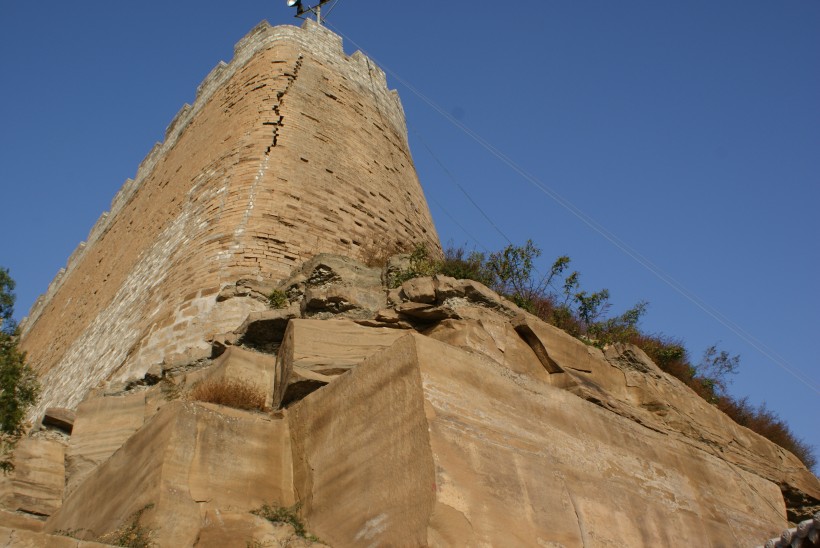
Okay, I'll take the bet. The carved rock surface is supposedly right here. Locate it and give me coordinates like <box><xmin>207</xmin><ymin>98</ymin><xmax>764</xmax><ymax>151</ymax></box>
<box><xmin>0</xmin><ymin>526</ymin><xmax>112</xmax><ymax>547</ymax></box>
<box><xmin>290</xmin><ymin>333</ymin><xmax>786</xmax><ymax>547</ymax></box>
<box><xmin>515</xmin><ymin>313</ymin><xmax>820</xmax><ymax>508</ymax></box>
<box><xmin>185</xmin><ymin>346</ymin><xmax>278</xmax><ymax>409</ymax></box>
<box><xmin>7</xmin><ymin>254</ymin><xmax>820</xmax><ymax>548</ymax></box>
<box><xmin>65</xmin><ymin>392</ymin><xmax>147</xmax><ymax>496</ymax></box>
<box><xmin>46</xmin><ymin>402</ymin><xmax>294</xmax><ymax>547</ymax></box>
<box><xmin>274</xmin><ymin>319</ymin><xmax>408</xmax><ymax>408</ymax></box>
<box><xmin>0</xmin><ymin>437</ymin><xmax>65</xmax><ymax>517</ymax></box>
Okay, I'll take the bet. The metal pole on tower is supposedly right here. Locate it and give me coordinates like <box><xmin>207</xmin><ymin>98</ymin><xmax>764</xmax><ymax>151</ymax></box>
<box><xmin>286</xmin><ymin>0</ymin><xmax>332</xmax><ymax>26</ymax></box>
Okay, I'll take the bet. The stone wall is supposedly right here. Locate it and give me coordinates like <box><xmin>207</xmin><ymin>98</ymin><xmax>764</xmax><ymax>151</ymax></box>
<box><xmin>19</xmin><ymin>20</ymin><xmax>440</xmax><ymax>417</ymax></box>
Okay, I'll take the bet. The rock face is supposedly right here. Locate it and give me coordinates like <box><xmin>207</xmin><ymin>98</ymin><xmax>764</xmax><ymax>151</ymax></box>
<box><xmin>3</xmin><ymin>254</ymin><xmax>818</xmax><ymax>546</ymax></box>
<box><xmin>4</xmin><ymin>17</ymin><xmax>818</xmax><ymax>548</ymax></box>
<box><xmin>290</xmin><ymin>333</ymin><xmax>785</xmax><ymax>546</ymax></box>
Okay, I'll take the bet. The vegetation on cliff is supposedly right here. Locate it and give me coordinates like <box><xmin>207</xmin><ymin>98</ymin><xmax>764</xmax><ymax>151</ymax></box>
<box><xmin>0</xmin><ymin>267</ymin><xmax>40</xmax><ymax>472</ymax></box>
<box><xmin>392</xmin><ymin>243</ymin><xmax>817</xmax><ymax>471</ymax></box>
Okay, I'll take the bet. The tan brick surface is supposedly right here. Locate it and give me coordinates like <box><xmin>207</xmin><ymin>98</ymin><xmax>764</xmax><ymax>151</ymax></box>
<box><xmin>20</xmin><ymin>20</ymin><xmax>440</xmax><ymax>416</ymax></box>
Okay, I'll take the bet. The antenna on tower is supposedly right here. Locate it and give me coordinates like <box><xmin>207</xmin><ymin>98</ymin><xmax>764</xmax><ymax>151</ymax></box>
<box><xmin>286</xmin><ymin>0</ymin><xmax>334</xmax><ymax>26</ymax></box>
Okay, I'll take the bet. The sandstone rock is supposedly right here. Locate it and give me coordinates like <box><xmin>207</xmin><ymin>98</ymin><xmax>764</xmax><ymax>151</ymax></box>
<box><xmin>280</xmin><ymin>254</ymin><xmax>383</xmax><ymax>297</ymax></box>
<box><xmin>46</xmin><ymin>402</ymin><xmax>294</xmax><ymax>547</ymax></box>
<box><xmin>302</xmin><ymin>284</ymin><xmax>385</xmax><ymax>318</ymax></box>
<box><xmin>235</xmin><ymin>305</ymin><xmax>300</xmax><ymax>352</ymax></box>
<box><xmin>65</xmin><ymin>392</ymin><xmax>147</xmax><ymax>496</ymax></box>
<box><xmin>386</xmin><ymin>287</ymin><xmax>403</xmax><ymax>306</ymax></box>
<box><xmin>0</xmin><ymin>437</ymin><xmax>65</xmax><ymax>518</ymax></box>
<box><xmin>433</xmin><ymin>275</ymin><xmax>522</xmax><ymax>316</ymax></box>
<box><xmin>185</xmin><ymin>345</ymin><xmax>277</xmax><ymax>409</ymax></box>
<box><xmin>400</xmin><ymin>277</ymin><xmax>436</xmax><ymax>304</ymax></box>
<box><xmin>195</xmin><ymin>512</ymin><xmax>328</xmax><ymax>548</ymax></box>
<box><xmin>216</xmin><ymin>278</ymin><xmax>279</xmax><ymax>304</ymax></box>
<box><xmin>0</xmin><ymin>509</ymin><xmax>45</xmax><ymax>532</ymax></box>
<box><xmin>289</xmin><ymin>333</ymin><xmax>786</xmax><ymax>547</ymax></box>
<box><xmin>0</xmin><ymin>526</ymin><xmax>112</xmax><ymax>547</ymax></box>
<box><xmin>510</xmin><ymin>317</ymin><xmax>820</xmax><ymax>515</ymax></box>
<box><xmin>601</xmin><ymin>343</ymin><xmax>820</xmax><ymax>517</ymax></box>
<box><xmin>273</xmin><ymin>319</ymin><xmax>408</xmax><ymax>409</ymax></box>
<box><xmin>395</xmin><ymin>301</ymin><xmax>459</xmax><ymax>322</ymax></box>
<box><xmin>41</xmin><ymin>408</ymin><xmax>75</xmax><ymax>434</ymax></box>
<box><xmin>424</xmin><ymin>317</ymin><xmax>549</xmax><ymax>383</ymax></box>
<box><xmin>270</xmin><ymin>255</ymin><xmax>386</xmax><ymax>320</ymax></box>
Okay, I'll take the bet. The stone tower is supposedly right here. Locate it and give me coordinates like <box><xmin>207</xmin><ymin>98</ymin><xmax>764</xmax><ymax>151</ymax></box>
<box><xmin>19</xmin><ymin>20</ymin><xmax>440</xmax><ymax>416</ymax></box>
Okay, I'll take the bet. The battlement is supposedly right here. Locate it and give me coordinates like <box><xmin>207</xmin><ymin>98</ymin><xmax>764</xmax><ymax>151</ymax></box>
<box><xmin>20</xmin><ymin>20</ymin><xmax>440</xmax><ymax>416</ymax></box>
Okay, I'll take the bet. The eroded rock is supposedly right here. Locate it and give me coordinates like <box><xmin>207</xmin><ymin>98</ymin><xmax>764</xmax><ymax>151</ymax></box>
<box><xmin>273</xmin><ymin>319</ymin><xmax>408</xmax><ymax>409</ymax></box>
<box><xmin>289</xmin><ymin>333</ymin><xmax>787</xmax><ymax>547</ymax></box>
<box><xmin>46</xmin><ymin>402</ymin><xmax>294</xmax><ymax>547</ymax></box>
<box><xmin>41</xmin><ymin>408</ymin><xmax>75</xmax><ymax>435</ymax></box>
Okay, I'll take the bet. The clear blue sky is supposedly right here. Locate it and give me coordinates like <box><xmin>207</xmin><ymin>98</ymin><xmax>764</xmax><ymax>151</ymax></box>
<box><xmin>1</xmin><ymin>2</ymin><xmax>817</xmax><ymax>465</ymax></box>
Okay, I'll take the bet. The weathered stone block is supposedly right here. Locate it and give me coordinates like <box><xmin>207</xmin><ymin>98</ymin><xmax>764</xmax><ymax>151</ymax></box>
<box><xmin>46</xmin><ymin>402</ymin><xmax>293</xmax><ymax>547</ymax></box>
<box><xmin>41</xmin><ymin>408</ymin><xmax>75</xmax><ymax>434</ymax></box>
<box><xmin>186</xmin><ymin>345</ymin><xmax>278</xmax><ymax>409</ymax></box>
<box><xmin>289</xmin><ymin>333</ymin><xmax>786</xmax><ymax>547</ymax></box>
<box><xmin>273</xmin><ymin>319</ymin><xmax>407</xmax><ymax>409</ymax></box>
<box><xmin>0</xmin><ymin>438</ymin><xmax>65</xmax><ymax>517</ymax></box>
<box><xmin>65</xmin><ymin>392</ymin><xmax>147</xmax><ymax>496</ymax></box>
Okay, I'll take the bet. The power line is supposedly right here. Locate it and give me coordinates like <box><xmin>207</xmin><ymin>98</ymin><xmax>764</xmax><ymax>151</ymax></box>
<box><xmin>324</xmin><ymin>20</ymin><xmax>820</xmax><ymax>396</ymax></box>
<box><xmin>408</xmin><ymin>123</ymin><xmax>511</xmax><ymax>248</ymax></box>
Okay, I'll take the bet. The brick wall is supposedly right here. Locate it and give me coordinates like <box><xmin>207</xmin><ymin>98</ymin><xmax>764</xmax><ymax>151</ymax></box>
<box><xmin>20</xmin><ymin>20</ymin><xmax>440</xmax><ymax>417</ymax></box>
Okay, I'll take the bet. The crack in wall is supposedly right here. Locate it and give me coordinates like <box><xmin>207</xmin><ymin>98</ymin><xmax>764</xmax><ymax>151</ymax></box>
<box><xmin>265</xmin><ymin>54</ymin><xmax>304</xmax><ymax>155</ymax></box>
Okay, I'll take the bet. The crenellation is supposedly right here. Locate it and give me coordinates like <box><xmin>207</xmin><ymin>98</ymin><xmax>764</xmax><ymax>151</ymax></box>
<box><xmin>86</xmin><ymin>212</ymin><xmax>110</xmax><ymax>245</ymax></box>
<box><xmin>164</xmin><ymin>103</ymin><xmax>193</xmax><ymax>140</ymax></box>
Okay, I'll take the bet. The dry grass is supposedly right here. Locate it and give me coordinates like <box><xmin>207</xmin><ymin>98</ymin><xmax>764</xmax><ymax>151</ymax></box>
<box><xmin>359</xmin><ymin>236</ymin><xmax>410</xmax><ymax>268</ymax></box>
<box><xmin>189</xmin><ymin>378</ymin><xmax>267</xmax><ymax>412</ymax></box>
<box><xmin>97</xmin><ymin>503</ymin><xmax>155</xmax><ymax>547</ymax></box>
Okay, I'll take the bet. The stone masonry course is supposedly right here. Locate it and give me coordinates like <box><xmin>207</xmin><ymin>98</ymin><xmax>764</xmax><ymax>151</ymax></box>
<box><xmin>20</xmin><ymin>20</ymin><xmax>440</xmax><ymax>418</ymax></box>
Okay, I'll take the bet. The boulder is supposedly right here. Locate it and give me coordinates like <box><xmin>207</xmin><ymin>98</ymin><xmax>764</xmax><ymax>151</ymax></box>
<box><xmin>302</xmin><ymin>284</ymin><xmax>385</xmax><ymax>318</ymax></box>
<box><xmin>400</xmin><ymin>277</ymin><xmax>436</xmax><ymax>304</ymax></box>
<box><xmin>41</xmin><ymin>408</ymin><xmax>75</xmax><ymax>434</ymax></box>
<box><xmin>273</xmin><ymin>319</ymin><xmax>408</xmax><ymax>409</ymax></box>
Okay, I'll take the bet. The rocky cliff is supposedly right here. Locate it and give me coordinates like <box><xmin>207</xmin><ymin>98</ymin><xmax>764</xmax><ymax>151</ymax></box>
<box><xmin>2</xmin><ymin>19</ymin><xmax>818</xmax><ymax>548</ymax></box>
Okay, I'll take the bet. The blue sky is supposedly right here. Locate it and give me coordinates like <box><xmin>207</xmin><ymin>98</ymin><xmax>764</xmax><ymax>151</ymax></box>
<box><xmin>1</xmin><ymin>2</ymin><xmax>818</xmax><ymax>465</ymax></box>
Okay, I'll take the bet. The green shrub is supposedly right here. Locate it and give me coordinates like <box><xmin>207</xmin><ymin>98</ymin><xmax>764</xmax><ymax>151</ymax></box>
<box><xmin>0</xmin><ymin>267</ymin><xmax>39</xmax><ymax>473</ymax></box>
<box><xmin>252</xmin><ymin>502</ymin><xmax>320</xmax><ymax>541</ymax></box>
<box><xmin>268</xmin><ymin>289</ymin><xmax>288</xmax><ymax>309</ymax></box>
<box><xmin>389</xmin><ymin>244</ymin><xmax>440</xmax><ymax>287</ymax></box>
<box><xmin>438</xmin><ymin>246</ymin><xmax>495</xmax><ymax>287</ymax></box>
